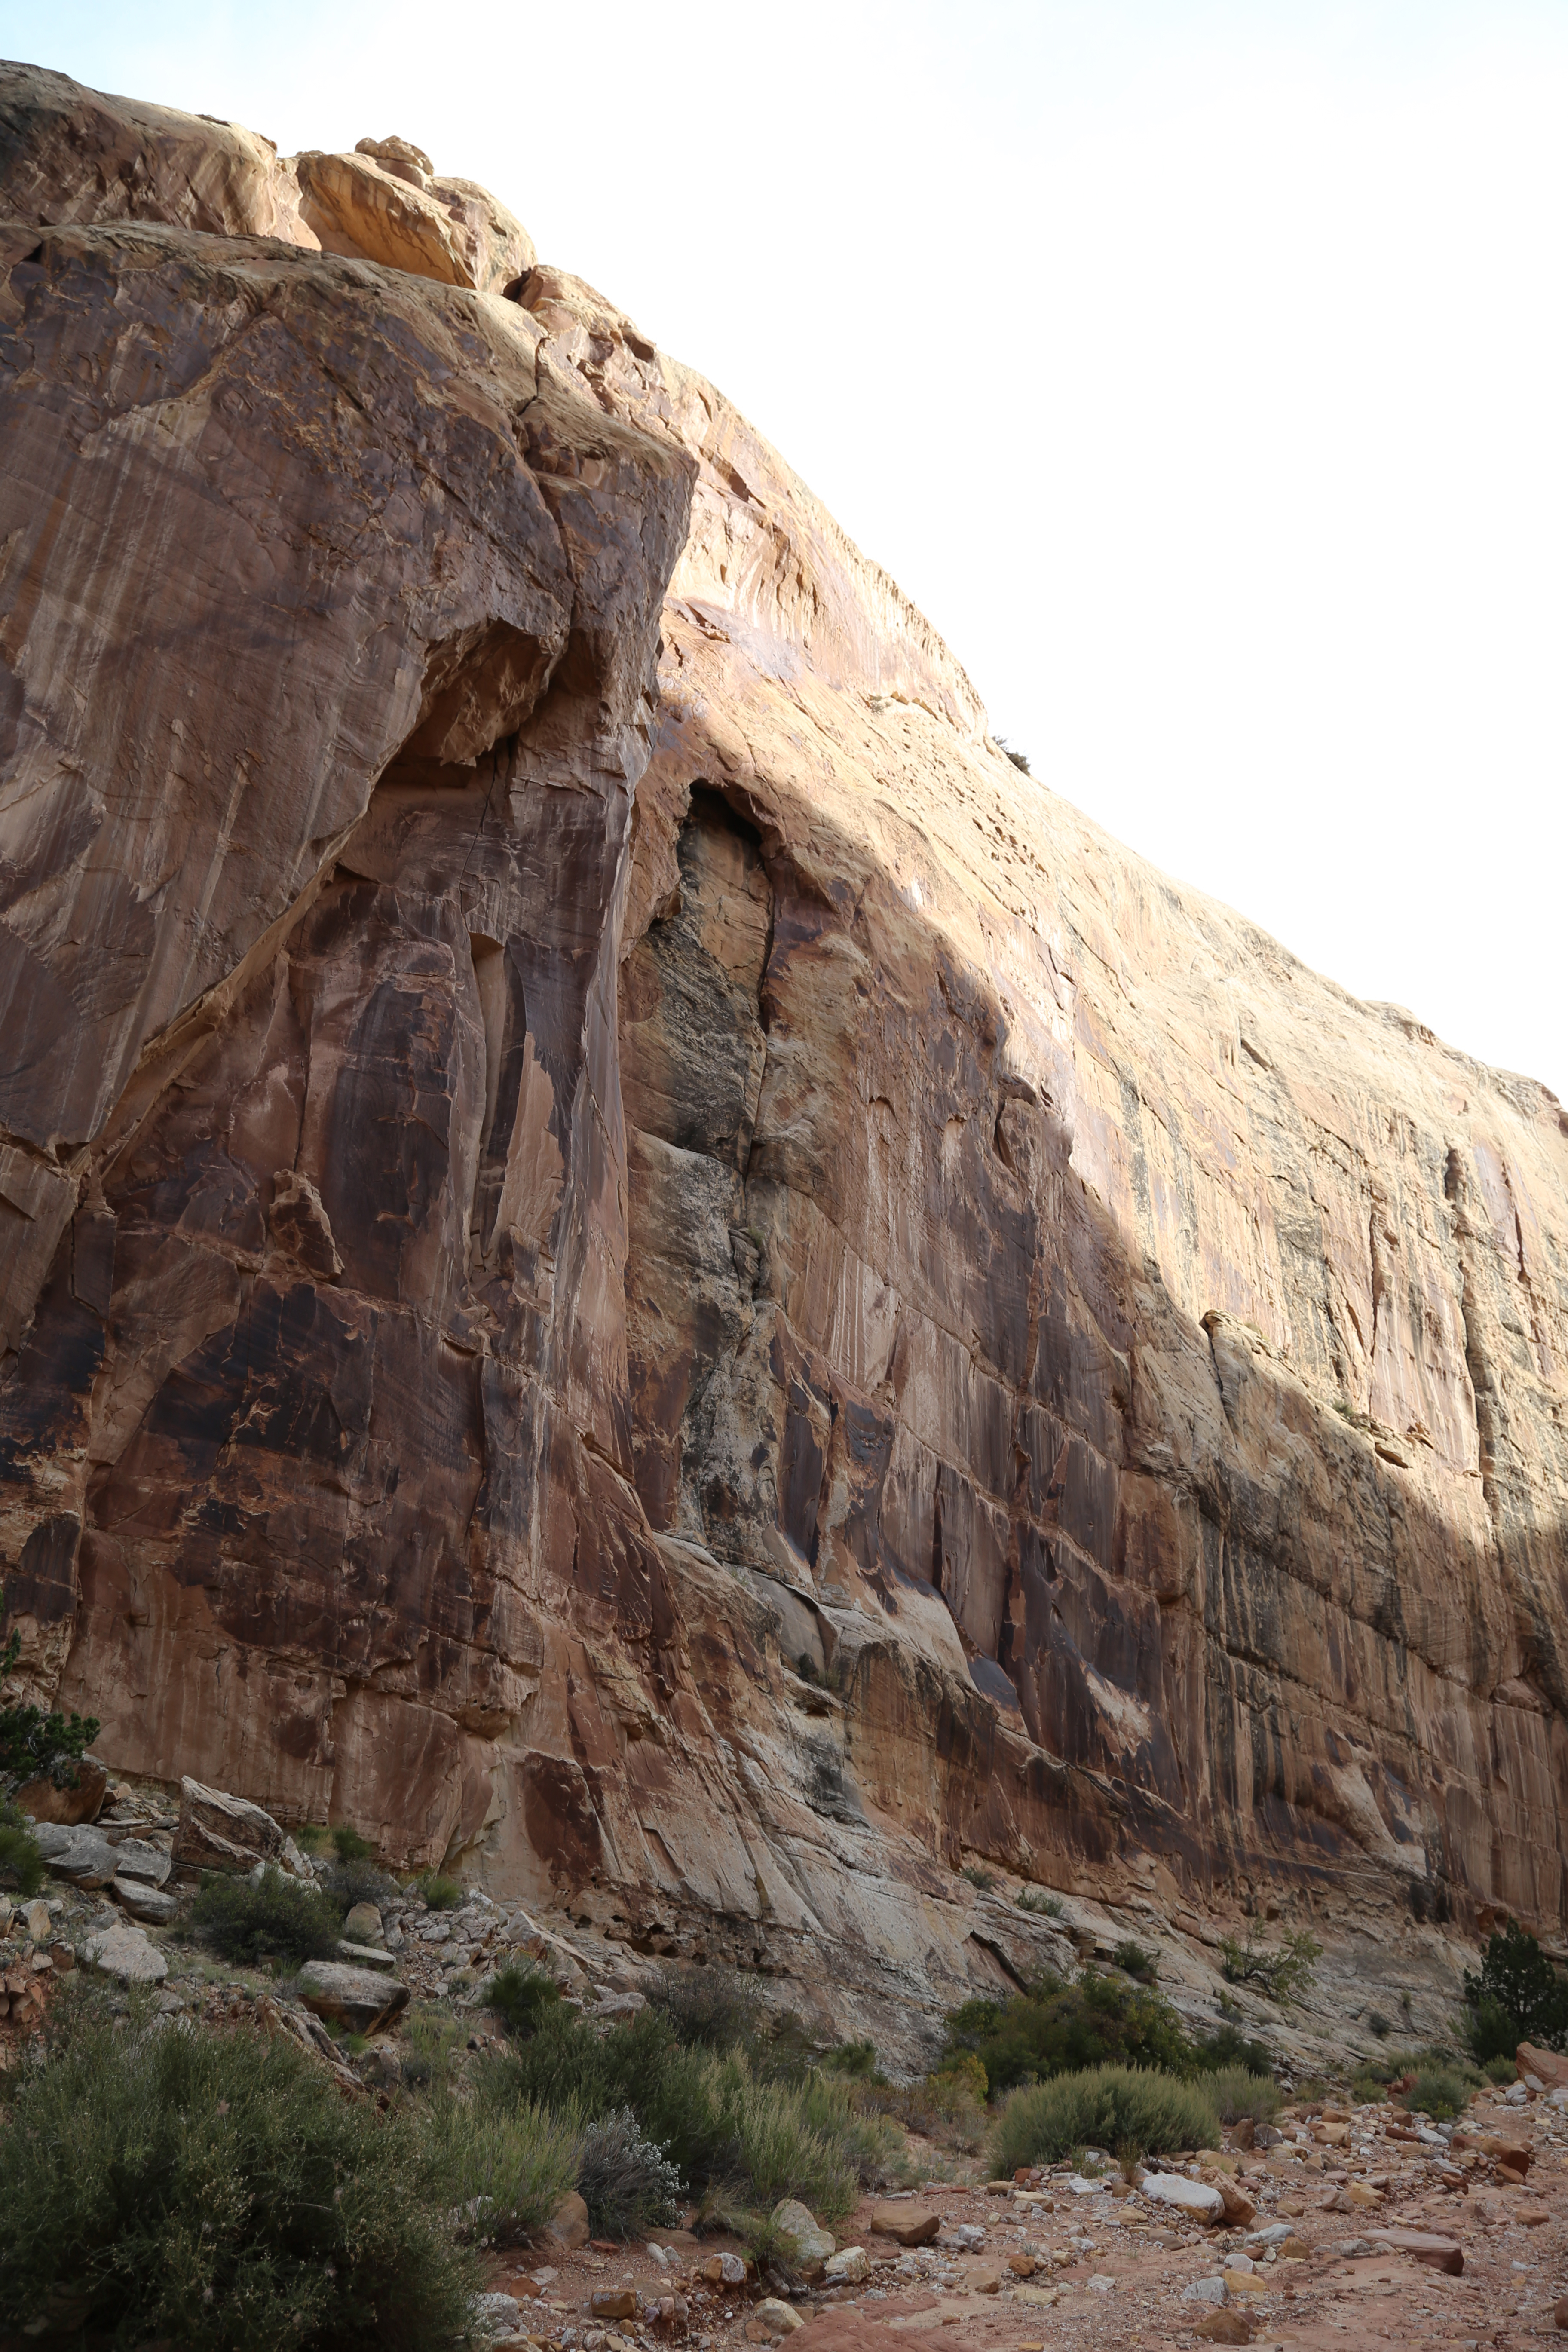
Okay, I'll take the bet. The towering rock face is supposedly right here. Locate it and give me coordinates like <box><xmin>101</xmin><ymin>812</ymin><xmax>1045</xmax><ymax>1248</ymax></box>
<box><xmin>3</xmin><ymin>67</ymin><xmax>1566</xmax><ymax>2039</ymax></box>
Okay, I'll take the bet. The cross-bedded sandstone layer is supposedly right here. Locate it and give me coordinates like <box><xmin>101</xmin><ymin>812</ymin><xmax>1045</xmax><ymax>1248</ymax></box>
<box><xmin>2</xmin><ymin>63</ymin><xmax>1565</xmax><ymax>2050</ymax></box>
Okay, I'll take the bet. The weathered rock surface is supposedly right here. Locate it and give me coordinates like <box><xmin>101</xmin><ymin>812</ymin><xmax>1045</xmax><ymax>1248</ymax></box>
<box><xmin>12</xmin><ymin>1758</ymin><xmax>106</xmax><ymax>1824</ymax></box>
<box><xmin>81</xmin><ymin>1918</ymin><xmax>167</xmax><ymax>1982</ymax></box>
<box><xmin>173</xmin><ymin>1781</ymin><xmax>293</xmax><ymax>1876</ymax></box>
<box><xmin>3</xmin><ymin>62</ymin><xmax>1568</xmax><ymax>2066</ymax></box>
<box><xmin>296</xmin><ymin>1959</ymin><xmax>409</xmax><ymax>2033</ymax></box>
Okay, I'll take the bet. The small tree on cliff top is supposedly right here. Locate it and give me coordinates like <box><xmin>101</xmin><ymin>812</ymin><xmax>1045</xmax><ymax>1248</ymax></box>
<box><xmin>0</xmin><ymin>1582</ymin><xmax>100</xmax><ymax>1795</ymax></box>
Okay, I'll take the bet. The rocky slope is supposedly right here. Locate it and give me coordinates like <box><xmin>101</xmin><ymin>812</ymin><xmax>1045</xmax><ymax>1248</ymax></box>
<box><xmin>2</xmin><ymin>61</ymin><xmax>1566</xmax><ymax>2057</ymax></box>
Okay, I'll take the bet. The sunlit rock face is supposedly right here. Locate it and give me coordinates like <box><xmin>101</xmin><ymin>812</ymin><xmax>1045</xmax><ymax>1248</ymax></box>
<box><xmin>3</xmin><ymin>63</ymin><xmax>1567</xmax><ymax>2048</ymax></box>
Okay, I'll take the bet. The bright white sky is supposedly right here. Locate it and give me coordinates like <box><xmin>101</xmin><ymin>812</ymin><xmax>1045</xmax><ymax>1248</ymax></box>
<box><xmin>12</xmin><ymin>1</ymin><xmax>1568</xmax><ymax>1099</ymax></box>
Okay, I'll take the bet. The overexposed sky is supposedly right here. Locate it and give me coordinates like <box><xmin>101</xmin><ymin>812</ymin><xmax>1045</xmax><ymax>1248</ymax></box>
<box><xmin>10</xmin><ymin>1</ymin><xmax>1567</xmax><ymax>1099</ymax></box>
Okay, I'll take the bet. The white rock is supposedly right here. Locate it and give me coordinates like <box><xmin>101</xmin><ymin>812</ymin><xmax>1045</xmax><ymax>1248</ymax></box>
<box><xmin>1246</xmin><ymin>2223</ymin><xmax>1295</xmax><ymax>2245</ymax></box>
<box><xmin>474</xmin><ymin>2292</ymin><xmax>522</xmax><ymax>2338</ymax></box>
<box><xmin>1066</xmin><ymin>2174</ymin><xmax>1108</xmax><ymax>2195</ymax></box>
<box><xmin>1182</xmin><ymin>2277</ymin><xmax>1227</xmax><ymax>2305</ymax></box>
<box><xmin>824</xmin><ymin>2248</ymin><xmax>869</xmax><ymax>2283</ymax></box>
<box><xmin>1144</xmin><ymin>2171</ymin><xmax>1224</xmax><ymax>2218</ymax></box>
<box><xmin>81</xmin><ymin>1920</ymin><xmax>168</xmax><ymax>1983</ymax></box>
<box><xmin>1087</xmin><ymin>2275</ymin><xmax>1117</xmax><ymax>2293</ymax></box>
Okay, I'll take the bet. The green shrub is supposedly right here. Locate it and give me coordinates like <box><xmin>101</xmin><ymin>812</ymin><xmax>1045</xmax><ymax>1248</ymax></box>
<box><xmin>0</xmin><ymin>1996</ymin><xmax>477</xmax><ymax>2350</ymax></box>
<box><xmin>961</xmin><ymin>1863</ymin><xmax>1000</xmax><ymax>1892</ymax></box>
<box><xmin>1484</xmin><ymin>2053</ymin><xmax>1517</xmax><ymax>2085</ymax></box>
<box><xmin>991</xmin><ymin>2064</ymin><xmax>1220</xmax><ymax>2173</ymax></box>
<box><xmin>648</xmin><ymin>1964</ymin><xmax>763</xmax><ymax>2052</ymax></box>
<box><xmin>1368</xmin><ymin>2011</ymin><xmax>1392</xmax><ymax>2039</ymax></box>
<box><xmin>820</xmin><ymin>2037</ymin><xmax>882</xmax><ymax>2079</ymax></box>
<box><xmin>414</xmin><ymin>1872</ymin><xmax>462</xmax><ymax>1912</ymax></box>
<box><xmin>1113</xmin><ymin>1938</ymin><xmax>1158</xmax><ymax>1983</ymax></box>
<box><xmin>0</xmin><ymin>1796</ymin><xmax>44</xmax><ymax>1897</ymax></box>
<box><xmin>322</xmin><ymin>1857</ymin><xmax>398</xmax><ymax>1915</ymax></box>
<box><xmin>1191</xmin><ymin>2023</ymin><xmax>1275</xmax><ymax>2077</ymax></box>
<box><xmin>417</xmin><ymin>2070</ymin><xmax>577</xmax><ymax>2245</ymax></box>
<box><xmin>487</xmin><ymin>1961</ymin><xmax>562</xmax><ymax>2040</ymax></box>
<box><xmin>1462</xmin><ymin>1921</ymin><xmax>1568</xmax><ymax>2055</ymax></box>
<box><xmin>399</xmin><ymin>2006</ymin><xmax>467</xmax><ymax>2095</ymax></box>
<box><xmin>192</xmin><ymin>1865</ymin><xmax>343</xmax><ymax>1968</ymax></box>
<box><xmin>576</xmin><ymin>2105</ymin><xmax>684</xmax><ymax>2238</ymax></box>
<box><xmin>1203</xmin><ymin>2065</ymin><xmax>1282</xmax><ymax>2125</ymax></box>
<box><xmin>331</xmin><ymin>1825</ymin><xmax>374</xmax><ymax>1863</ymax></box>
<box><xmin>943</xmin><ymin>1967</ymin><xmax>1193</xmax><ymax>2095</ymax></box>
<box><xmin>294</xmin><ymin>1823</ymin><xmax>329</xmax><ymax>1855</ymax></box>
<box><xmin>1399</xmin><ymin>2064</ymin><xmax>1471</xmax><ymax>2122</ymax></box>
<box><xmin>1015</xmin><ymin>1888</ymin><xmax>1064</xmax><ymax>1917</ymax></box>
<box><xmin>1219</xmin><ymin>1928</ymin><xmax>1322</xmax><ymax>2005</ymax></box>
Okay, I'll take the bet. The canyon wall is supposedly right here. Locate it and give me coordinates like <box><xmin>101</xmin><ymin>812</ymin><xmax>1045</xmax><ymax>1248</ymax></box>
<box><xmin>3</xmin><ymin>63</ymin><xmax>1566</xmax><ymax>2043</ymax></box>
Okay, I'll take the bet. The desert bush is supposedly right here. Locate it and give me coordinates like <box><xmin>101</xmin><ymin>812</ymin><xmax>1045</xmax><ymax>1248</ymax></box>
<box><xmin>0</xmin><ymin>1796</ymin><xmax>44</xmax><ymax>1897</ymax></box>
<box><xmin>1399</xmin><ymin>2064</ymin><xmax>1472</xmax><ymax>2122</ymax></box>
<box><xmin>192</xmin><ymin>1865</ymin><xmax>343</xmax><ymax>1968</ymax></box>
<box><xmin>991</xmin><ymin>2064</ymin><xmax>1220</xmax><ymax>2173</ymax></box>
<box><xmin>1113</xmin><ymin>1939</ymin><xmax>1158</xmax><ymax>1983</ymax></box>
<box><xmin>487</xmin><ymin>1960</ymin><xmax>561</xmax><ymax>2040</ymax></box>
<box><xmin>576</xmin><ymin>2105</ymin><xmax>684</xmax><ymax>2238</ymax></box>
<box><xmin>413</xmin><ymin>1871</ymin><xmax>463</xmax><ymax>1911</ymax></box>
<box><xmin>1368</xmin><ymin>2011</ymin><xmax>1393</xmax><ymax>2039</ymax></box>
<box><xmin>399</xmin><ymin>2005</ymin><xmax>468</xmax><ymax>2094</ymax></box>
<box><xmin>1190</xmin><ymin>2023</ymin><xmax>1275</xmax><ymax>2077</ymax></box>
<box><xmin>0</xmin><ymin>1586</ymin><xmax>100</xmax><ymax>1797</ymax></box>
<box><xmin>1483</xmin><ymin>2053</ymin><xmax>1517</xmax><ymax>2084</ymax></box>
<box><xmin>322</xmin><ymin>1856</ymin><xmax>399</xmax><ymax>1915</ymax></box>
<box><xmin>648</xmin><ymin>1963</ymin><xmax>763</xmax><ymax>2052</ymax></box>
<box><xmin>820</xmin><ymin>2037</ymin><xmax>882</xmax><ymax>2079</ymax></box>
<box><xmin>418</xmin><ymin>2071</ymin><xmax>578</xmax><ymax>2245</ymax></box>
<box><xmin>855</xmin><ymin>2060</ymin><xmax>987</xmax><ymax>2157</ymax></box>
<box><xmin>943</xmin><ymin>1967</ymin><xmax>1193</xmax><ymax>2095</ymax></box>
<box><xmin>1219</xmin><ymin>1928</ymin><xmax>1323</xmax><ymax>2005</ymax></box>
<box><xmin>1203</xmin><ymin>2065</ymin><xmax>1282</xmax><ymax>2125</ymax></box>
<box><xmin>961</xmin><ymin>1863</ymin><xmax>1000</xmax><ymax>1892</ymax></box>
<box><xmin>331</xmin><ymin>1824</ymin><xmax>374</xmax><ymax>1863</ymax></box>
<box><xmin>1015</xmin><ymin>1888</ymin><xmax>1064</xmax><ymax>1917</ymax></box>
<box><xmin>0</xmin><ymin>1995</ymin><xmax>477</xmax><ymax>2350</ymax></box>
<box><xmin>1462</xmin><ymin>1920</ymin><xmax>1568</xmax><ymax>2055</ymax></box>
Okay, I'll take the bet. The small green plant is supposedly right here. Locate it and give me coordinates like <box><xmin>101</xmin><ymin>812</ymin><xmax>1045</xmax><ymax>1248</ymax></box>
<box><xmin>414</xmin><ymin>1872</ymin><xmax>462</xmax><ymax>1911</ymax></box>
<box><xmin>575</xmin><ymin>2105</ymin><xmax>684</xmax><ymax>2239</ymax></box>
<box><xmin>0</xmin><ymin>1586</ymin><xmax>100</xmax><ymax>1796</ymax></box>
<box><xmin>795</xmin><ymin>1652</ymin><xmax>821</xmax><ymax>1684</ymax></box>
<box><xmin>488</xmin><ymin>1961</ymin><xmax>562</xmax><ymax>2040</ymax></box>
<box><xmin>991</xmin><ymin>2064</ymin><xmax>1220</xmax><ymax>2172</ymax></box>
<box><xmin>1113</xmin><ymin>1938</ymin><xmax>1158</xmax><ymax>1983</ymax></box>
<box><xmin>1191</xmin><ymin>2023</ymin><xmax>1275</xmax><ymax>2076</ymax></box>
<box><xmin>399</xmin><ymin>2005</ymin><xmax>467</xmax><ymax>2094</ymax></box>
<box><xmin>1219</xmin><ymin>1927</ymin><xmax>1322</xmax><ymax>2005</ymax></box>
<box><xmin>961</xmin><ymin>1862</ymin><xmax>1000</xmax><ymax>1893</ymax></box>
<box><xmin>0</xmin><ymin>1796</ymin><xmax>44</xmax><ymax>1897</ymax></box>
<box><xmin>1202</xmin><ymin>2065</ymin><xmax>1282</xmax><ymax>2126</ymax></box>
<box><xmin>293</xmin><ymin>1824</ymin><xmax>329</xmax><ymax>1856</ymax></box>
<box><xmin>321</xmin><ymin>1856</ymin><xmax>398</xmax><ymax>1915</ymax></box>
<box><xmin>1015</xmin><ymin>1888</ymin><xmax>1065</xmax><ymax>1917</ymax></box>
<box><xmin>1462</xmin><ymin>1919</ymin><xmax>1568</xmax><ymax>2055</ymax></box>
<box><xmin>1368</xmin><ymin>2011</ymin><xmax>1392</xmax><ymax>2038</ymax></box>
<box><xmin>1484</xmin><ymin>2053</ymin><xmax>1517</xmax><ymax>2085</ymax></box>
<box><xmin>330</xmin><ymin>1824</ymin><xmax>374</xmax><ymax>1863</ymax></box>
<box><xmin>1399</xmin><ymin>2064</ymin><xmax>1472</xmax><ymax>2122</ymax></box>
<box><xmin>942</xmin><ymin>1966</ymin><xmax>1194</xmax><ymax>2095</ymax></box>
<box><xmin>0</xmin><ymin>1993</ymin><xmax>478</xmax><ymax>2349</ymax></box>
<box><xmin>191</xmin><ymin>1865</ymin><xmax>343</xmax><ymax>1969</ymax></box>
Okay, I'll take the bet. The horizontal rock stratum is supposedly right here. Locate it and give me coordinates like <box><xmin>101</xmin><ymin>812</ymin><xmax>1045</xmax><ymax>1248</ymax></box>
<box><xmin>2</xmin><ymin>61</ymin><xmax>1565</xmax><ymax>2042</ymax></box>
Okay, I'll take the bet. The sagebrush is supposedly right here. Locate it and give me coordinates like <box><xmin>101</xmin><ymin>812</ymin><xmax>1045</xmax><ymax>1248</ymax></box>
<box><xmin>991</xmin><ymin>2063</ymin><xmax>1220</xmax><ymax>2172</ymax></box>
<box><xmin>191</xmin><ymin>1865</ymin><xmax>342</xmax><ymax>1968</ymax></box>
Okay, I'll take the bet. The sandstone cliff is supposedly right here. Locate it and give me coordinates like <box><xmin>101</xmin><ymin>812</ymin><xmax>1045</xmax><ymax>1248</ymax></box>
<box><xmin>3</xmin><ymin>63</ymin><xmax>1565</xmax><ymax>2052</ymax></box>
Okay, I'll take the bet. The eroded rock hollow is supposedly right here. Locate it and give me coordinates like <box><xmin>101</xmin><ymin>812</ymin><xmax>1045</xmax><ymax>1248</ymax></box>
<box><xmin>3</xmin><ymin>61</ymin><xmax>1566</xmax><ymax>2046</ymax></box>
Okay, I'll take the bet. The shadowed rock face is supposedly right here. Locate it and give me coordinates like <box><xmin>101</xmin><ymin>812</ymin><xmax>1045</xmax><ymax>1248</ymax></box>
<box><xmin>3</xmin><ymin>67</ymin><xmax>1568</xmax><ymax>2049</ymax></box>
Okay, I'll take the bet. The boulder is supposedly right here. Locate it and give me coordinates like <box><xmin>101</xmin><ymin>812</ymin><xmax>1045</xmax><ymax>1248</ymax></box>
<box><xmin>112</xmin><ymin>1878</ymin><xmax>179</xmax><ymax>1924</ymax></box>
<box><xmin>474</xmin><ymin>2294</ymin><xmax>523</xmax><ymax>2339</ymax></box>
<box><xmin>1518</xmin><ymin>2043</ymin><xmax>1568</xmax><ymax>2091</ymax></box>
<box><xmin>44</xmin><ymin>1831</ymin><xmax>119</xmax><ymax>1890</ymax></box>
<box><xmin>1192</xmin><ymin>2314</ymin><xmax>1254</xmax><ymax>2346</ymax></box>
<box><xmin>111</xmin><ymin>1838</ymin><xmax>173</xmax><ymax>1887</ymax></box>
<box><xmin>174</xmin><ymin>1780</ymin><xmax>293</xmax><ymax>1876</ymax></box>
<box><xmin>747</xmin><ymin>2301</ymin><xmax>803</xmax><ymax>2340</ymax></box>
<box><xmin>699</xmin><ymin>2253</ymin><xmax>747</xmax><ymax>2286</ymax></box>
<box><xmin>336</xmin><ymin>1940</ymin><xmax>398</xmax><ymax>1972</ymax></box>
<box><xmin>81</xmin><ymin>1921</ymin><xmax>167</xmax><ymax>1984</ymax></box>
<box><xmin>1367</xmin><ymin>2230</ymin><xmax>1463</xmax><ymax>2275</ymax></box>
<box><xmin>590</xmin><ymin>2291</ymin><xmax>637</xmax><ymax>2320</ymax></box>
<box><xmin>869</xmin><ymin>2203</ymin><xmax>940</xmax><ymax>2246</ymax></box>
<box><xmin>22</xmin><ymin>1898</ymin><xmax>52</xmax><ymax>1942</ymax></box>
<box><xmin>12</xmin><ymin>1760</ymin><xmax>107</xmax><ymax>1825</ymax></box>
<box><xmin>296</xmin><ymin>1960</ymin><xmax>408</xmax><ymax>2034</ymax></box>
<box><xmin>1145</xmin><ymin>2172</ymin><xmax>1225</xmax><ymax>2220</ymax></box>
<box><xmin>1202</xmin><ymin>2173</ymin><xmax>1256</xmax><ymax>2227</ymax></box>
<box><xmin>342</xmin><ymin>1901</ymin><xmax>384</xmax><ymax>1943</ymax></box>
<box><xmin>770</xmin><ymin>2198</ymin><xmax>834</xmax><ymax>2276</ymax></box>
<box><xmin>546</xmin><ymin>2191</ymin><xmax>590</xmax><ymax>2250</ymax></box>
<box><xmin>1183</xmin><ymin>2278</ymin><xmax>1228</xmax><ymax>2306</ymax></box>
<box><xmin>823</xmin><ymin>2248</ymin><xmax>868</xmax><ymax>2284</ymax></box>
